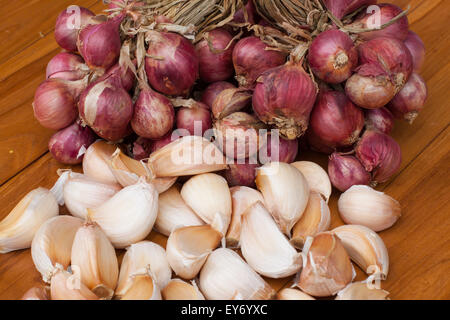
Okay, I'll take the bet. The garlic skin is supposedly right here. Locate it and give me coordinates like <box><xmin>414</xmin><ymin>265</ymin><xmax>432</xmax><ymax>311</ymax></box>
<box><xmin>116</xmin><ymin>241</ymin><xmax>172</xmax><ymax>296</ymax></box>
<box><xmin>277</xmin><ymin>288</ymin><xmax>315</xmax><ymax>300</ymax></box>
<box><xmin>181</xmin><ymin>173</ymin><xmax>232</xmax><ymax>235</ymax></box>
<box><xmin>166</xmin><ymin>225</ymin><xmax>222</xmax><ymax>280</ymax></box>
<box><xmin>31</xmin><ymin>215</ymin><xmax>84</xmax><ymax>283</ymax></box>
<box><xmin>82</xmin><ymin>140</ymin><xmax>119</xmax><ymax>186</ymax></box>
<box><xmin>240</xmin><ymin>201</ymin><xmax>302</xmax><ymax>278</ymax></box>
<box><xmin>291</xmin><ymin>192</ymin><xmax>331</xmax><ymax>249</ymax></box>
<box><xmin>88</xmin><ymin>180</ymin><xmax>158</xmax><ymax>248</ymax></box>
<box><xmin>0</xmin><ymin>188</ymin><xmax>59</xmax><ymax>253</ymax></box>
<box><xmin>296</xmin><ymin>232</ymin><xmax>354</xmax><ymax>297</ymax></box>
<box><xmin>199</xmin><ymin>248</ymin><xmax>276</xmax><ymax>300</ymax></box>
<box><xmin>226</xmin><ymin>186</ymin><xmax>265</xmax><ymax>248</ymax></box>
<box><xmin>332</xmin><ymin>224</ymin><xmax>389</xmax><ymax>279</ymax></box>
<box><xmin>162</xmin><ymin>279</ymin><xmax>205</xmax><ymax>300</ymax></box>
<box><xmin>338</xmin><ymin>185</ymin><xmax>401</xmax><ymax>232</ymax></box>
<box><xmin>50</xmin><ymin>265</ymin><xmax>99</xmax><ymax>300</ymax></box>
<box><xmin>256</xmin><ymin>162</ymin><xmax>310</xmax><ymax>236</ymax></box>
<box><xmin>335</xmin><ymin>281</ymin><xmax>390</xmax><ymax>300</ymax></box>
<box><xmin>119</xmin><ymin>273</ymin><xmax>162</xmax><ymax>300</ymax></box>
<box><xmin>291</xmin><ymin>161</ymin><xmax>332</xmax><ymax>203</ymax></box>
<box><xmin>71</xmin><ymin>221</ymin><xmax>119</xmax><ymax>299</ymax></box>
<box><xmin>21</xmin><ymin>287</ymin><xmax>50</xmax><ymax>300</ymax></box>
<box><xmin>154</xmin><ymin>186</ymin><xmax>204</xmax><ymax>237</ymax></box>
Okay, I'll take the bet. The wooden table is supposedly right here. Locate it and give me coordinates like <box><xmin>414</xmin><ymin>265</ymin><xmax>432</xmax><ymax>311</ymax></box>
<box><xmin>0</xmin><ymin>0</ymin><xmax>449</xmax><ymax>300</ymax></box>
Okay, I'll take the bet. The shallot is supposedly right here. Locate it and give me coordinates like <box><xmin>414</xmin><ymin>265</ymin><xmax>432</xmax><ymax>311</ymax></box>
<box><xmin>328</xmin><ymin>153</ymin><xmax>371</xmax><ymax>192</ymax></box>
<box><xmin>322</xmin><ymin>0</ymin><xmax>377</xmax><ymax>20</ymax></box>
<box><xmin>365</xmin><ymin>107</ymin><xmax>394</xmax><ymax>134</ymax></box>
<box><xmin>175</xmin><ymin>101</ymin><xmax>212</xmax><ymax>136</ymax></box>
<box><xmin>201</xmin><ymin>81</ymin><xmax>235</xmax><ymax>109</ymax></box>
<box><xmin>223</xmin><ymin>163</ymin><xmax>259</xmax><ymax>188</ymax></box>
<box><xmin>404</xmin><ymin>31</ymin><xmax>425</xmax><ymax>72</ymax></box>
<box><xmin>46</xmin><ymin>52</ymin><xmax>89</xmax><ymax>81</ymax></box>
<box><xmin>55</xmin><ymin>6</ymin><xmax>94</xmax><ymax>52</ymax></box>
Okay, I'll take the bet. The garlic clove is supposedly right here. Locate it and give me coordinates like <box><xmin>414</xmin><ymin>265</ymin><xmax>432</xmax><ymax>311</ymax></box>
<box><xmin>166</xmin><ymin>225</ymin><xmax>222</xmax><ymax>280</ymax></box>
<box><xmin>291</xmin><ymin>161</ymin><xmax>332</xmax><ymax>203</ymax></box>
<box><xmin>118</xmin><ymin>272</ymin><xmax>162</xmax><ymax>300</ymax></box>
<box><xmin>255</xmin><ymin>162</ymin><xmax>310</xmax><ymax>236</ymax></box>
<box><xmin>71</xmin><ymin>221</ymin><xmax>119</xmax><ymax>299</ymax></box>
<box><xmin>154</xmin><ymin>185</ymin><xmax>205</xmax><ymax>237</ymax></box>
<box><xmin>276</xmin><ymin>288</ymin><xmax>315</xmax><ymax>300</ymax></box>
<box><xmin>147</xmin><ymin>135</ymin><xmax>228</xmax><ymax>178</ymax></box>
<box><xmin>0</xmin><ymin>188</ymin><xmax>59</xmax><ymax>253</ymax></box>
<box><xmin>162</xmin><ymin>279</ymin><xmax>205</xmax><ymax>300</ymax></box>
<box><xmin>50</xmin><ymin>265</ymin><xmax>99</xmax><ymax>300</ymax></box>
<box><xmin>240</xmin><ymin>201</ymin><xmax>302</xmax><ymax>278</ymax></box>
<box><xmin>180</xmin><ymin>173</ymin><xmax>232</xmax><ymax>236</ymax></box>
<box><xmin>335</xmin><ymin>281</ymin><xmax>390</xmax><ymax>300</ymax></box>
<box><xmin>332</xmin><ymin>224</ymin><xmax>389</xmax><ymax>279</ymax></box>
<box><xmin>87</xmin><ymin>180</ymin><xmax>158</xmax><ymax>248</ymax></box>
<box><xmin>82</xmin><ymin>140</ymin><xmax>120</xmax><ymax>186</ymax></box>
<box><xmin>116</xmin><ymin>241</ymin><xmax>172</xmax><ymax>296</ymax></box>
<box><xmin>31</xmin><ymin>215</ymin><xmax>84</xmax><ymax>283</ymax></box>
<box><xmin>338</xmin><ymin>185</ymin><xmax>401</xmax><ymax>232</ymax></box>
<box><xmin>226</xmin><ymin>186</ymin><xmax>265</xmax><ymax>248</ymax></box>
<box><xmin>296</xmin><ymin>232</ymin><xmax>354</xmax><ymax>297</ymax></box>
<box><xmin>199</xmin><ymin>248</ymin><xmax>276</xmax><ymax>300</ymax></box>
<box><xmin>21</xmin><ymin>287</ymin><xmax>50</xmax><ymax>300</ymax></box>
<box><xmin>291</xmin><ymin>192</ymin><xmax>331</xmax><ymax>249</ymax></box>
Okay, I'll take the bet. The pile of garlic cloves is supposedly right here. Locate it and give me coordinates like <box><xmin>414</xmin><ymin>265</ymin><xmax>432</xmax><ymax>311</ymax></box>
<box><xmin>0</xmin><ymin>138</ymin><xmax>400</xmax><ymax>300</ymax></box>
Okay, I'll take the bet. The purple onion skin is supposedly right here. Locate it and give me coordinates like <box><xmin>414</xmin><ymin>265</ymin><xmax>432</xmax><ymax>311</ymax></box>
<box><xmin>48</xmin><ymin>121</ymin><xmax>96</xmax><ymax>164</ymax></box>
<box><xmin>132</xmin><ymin>137</ymin><xmax>153</xmax><ymax>160</ymax></box>
<box><xmin>322</xmin><ymin>0</ymin><xmax>377</xmax><ymax>19</ymax></box>
<box><xmin>55</xmin><ymin>6</ymin><xmax>94</xmax><ymax>52</ymax></box>
<box><xmin>233</xmin><ymin>0</ymin><xmax>258</xmax><ymax>24</ymax></box>
<box><xmin>328</xmin><ymin>153</ymin><xmax>371</xmax><ymax>192</ymax></box>
<box><xmin>201</xmin><ymin>81</ymin><xmax>236</xmax><ymax>109</ymax></box>
<box><xmin>365</xmin><ymin>107</ymin><xmax>394</xmax><ymax>134</ymax></box>
<box><xmin>355</xmin><ymin>129</ymin><xmax>402</xmax><ymax>184</ymax></box>
<box><xmin>262</xmin><ymin>135</ymin><xmax>299</xmax><ymax>164</ymax></box>
<box><xmin>103</xmin><ymin>62</ymin><xmax>136</xmax><ymax>92</ymax></box>
<box><xmin>223</xmin><ymin>163</ymin><xmax>259</xmax><ymax>188</ymax></box>
<box><xmin>149</xmin><ymin>131</ymin><xmax>178</xmax><ymax>154</ymax></box>
<box><xmin>46</xmin><ymin>52</ymin><xmax>88</xmax><ymax>81</ymax></box>
<box><xmin>404</xmin><ymin>31</ymin><xmax>425</xmax><ymax>72</ymax></box>
<box><xmin>176</xmin><ymin>103</ymin><xmax>212</xmax><ymax>136</ymax></box>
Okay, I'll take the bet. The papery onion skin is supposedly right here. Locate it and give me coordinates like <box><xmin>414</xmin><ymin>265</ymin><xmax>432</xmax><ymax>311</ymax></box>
<box><xmin>260</xmin><ymin>134</ymin><xmax>299</xmax><ymax>164</ymax></box>
<box><xmin>328</xmin><ymin>153</ymin><xmax>371</xmax><ymax>192</ymax></box>
<box><xmin>212</xmin><ymin>88</ymin><xmax>252</xmax><ymax>119</ymax></box>
<box><xmin>404</xmin><ymin>31</ymin><xmax>425</xmax><ymax>72</ymax></box>
<box><xmin>201</xmin><ymin>81</ymin><xmax>236</xmax><ymax>109</ymax></box>
<box><xmin>46</xmin><ymin>52</ymin><xmax>89</xmax><ymax>81</ymax></box>
<box><xmin>55</xmin><ymin>6</ymin><xmax>94</xmax><ymax>52</ymax></box>
<box><xmin>103</xmin><ymin>62</ymin><xmax>136</xmax><ymax>92</ymax></box>
<box><xmin>145</xmin><ymin>31</ymin><xmax>199</xmax><ymax>97</ymax></box>
<box><xmin>223</xmin><ymin>163</ymin><xmax>259</xmax><ymax>188</ymax></box>
<box><xmin>233</xmin><ymin>0</ymin><xmax>258</xmax><ymax>24</ymax></box>
<box><xmin>308</xmin><ymin>29</ymin><xmax>358</xmax><ymax>84</ymax></box>
<box><xmin>176</xmin><ymin>102</ymin><xmax>212</xmax><ymax>136</ymax></box>
<box><xmin>322</xmin><ymin>0</ymin><xmax>377</xmax><ymax>20</ymax></box>
<box><xmin>365</xmin><ymin>107</ymin><xmax>394</xmax><ymax>134</ymax></box>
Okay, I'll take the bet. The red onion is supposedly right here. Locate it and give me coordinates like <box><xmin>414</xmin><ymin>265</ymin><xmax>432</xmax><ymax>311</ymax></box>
<box><xmin>233</xmin><ymin>36</ymin><xmax>287</xmax><ymax>88</ymax></box>
<box><xmin>387</xmin><ymin>73</ymin><xmax>427</xmax><ymax>123</ymax></box>
<box><xmin>79</xmin><ymin>74</ymin><xmax>133</xmax><ymax>141</ymax></box>
<box><xmin>48</xmin><ymin>120</ymin><xmax>96</xmax><ymax>164</ymax></box>
<box><xmin>355</xmin><ymin>129</ymin><xmax>402</xmax><ymax>183</ymax></box>
<box><xmin>233</xmin><ymin>0</ymin><xmax>258</xmax><ymax>24</ymax></box>
<box><xmin>260</xmin><ymin>133</ymin><xmax>299</xmax><ymax>164</ymax></box>
<box><xmin>308</xmin><ymin>29</ymin><xmax>358</xmax><ymax>84</ymax></box>
<box><xmin>46</xmin><ymin>52</ymin><xmax>89</xmax><ymax>81</ymax></box>
<box><xmin>212</xmin><ymin>88</ymin><xmax>252</xmax><ymax>119</ymax></box>
<box><xmin>328</xmin><ymin>153</ymin><xmax>371</xmax><ymax>192</ymax></box>
<box><xmin>103</xmin><ymin>62</ymin><xmax>136</xmax><ymax>92</ymax></box>
<box><xmin>223</xmin><ymin>163</ymin><xmax>259</xmax><ymax>188</ymax></box>
<box><xmin>196</xmin><ymin>28</ymin><xmax>235</xmax><ymax>83</ymax></box>
<box><xmin>201</xmin><ymin>81</ymin><xmax>236</xmax><ymax>109</ymax></box>
<box><xmin>365</xmin><ymin>107</ymin><xmax>394</xmax><ymax>134</ymax></box>
<box><xmin>252</xmin><ymin>60</ymin><xmax>318</xmax><ymax>140</ymax></box>
<box><xmin>132</xmin><ymin>137</ymin><xmax>153</xmax><ymax>160</ymax></box>
<box><xmin>404</xmin><ymin>31</ymin><xmax>425</xmax><ymax>72</ymax></box>
<box><xmin>145</xmin><ymin>31</ymin><xmax>199</xmax><ymax>97</ymax></box>
<box><xmin>55</xmin><ymin>6</ymin><xmax>94</xmax><ymax>52</ymax></box>
<box><xmin>322</xmin><ymin>0</ymin><xmax>377</xmax><ymax>20</ymax></box>
<box><xmin>175</xmin><ymin>101</ymin><xmax>212</xmax><ymax>136</ymax></box>
<box><xmin>309</xmin><ymin>91</ymin><xmax>364</xmax><ymax>149</ymax></box>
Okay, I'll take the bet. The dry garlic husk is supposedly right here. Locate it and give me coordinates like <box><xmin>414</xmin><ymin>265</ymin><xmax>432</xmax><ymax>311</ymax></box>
<box><xmin>332</xmin><ymin>224</ymin><xmax>389</xmax><ymax>279</ymax></box>
<box><xmin>226</xmin><ymin>186</ymin><xmax>265</xmax><ymax>248</ymax></box>
<box><xmin>291</xmin><ymin>192</ymin><xmax>331</xmax><ymax>249</ymax></box>
<box><xmin>82</xmin><ymin>140</ymin><xmax>119</xmax><ymax>186</ymax></box>
<box><xmin>50</xmin><ymin>265</ymin><xmax>99</xmax><ymax>300</ymax></box>
<box><xmin>199</xmin><ymin>248</ymin><xmax>276</xmax><ymax>300</ymax></box>
<box><xmin>71</xmin><ymin>221</ymin><xmax>119</xmax><ymax>299</ymax></box>
<box><xmin>240</xmin><ymin>201</ymin><xmax>302</xmax><ymax>278</ymax></box>
<box><xmin>147</xmin><ymin>136</ymin><xmax>228</xmax><ymax>178</ymax></box>
<box><xmin>31</xmin><ymin>215</ymin><xmax>84</xmax><ymax>283</ymax></box>
<box><xmin>21</xmin><ymin>287</ymin><xmax>50</xmax><ymax>300</ymax></box>
<box><xmin>276</xmin><ymin>288</ymin><xmax>315</xmax><ymax>300</ymax></box>
<box><xmin>296</xmin><ymin>232</ymin><xmax>354</xmax><ymax>297</ymax></box>
<box><xmin>338</xmin><ymin>185</ymin><xmax>401</xmax><ymax>232</ymax></box>
<box><xmin>335</xmin><ymin>281</ymin><xmax>390</xmax><ymax>300</ymax></box>
<box><xmin>162</xmin><ymin>279</ymin><xmax>205</xmax><ymax>300</ymax></box>
<box><xmin>154</xmin><ymin>185</ymin><xmax>204</xmax><ymax>237</ymax></box>
<box><xmin>291</xmin><ymin>161</ymin><xmax>332</xmax><ymax>203</ymax></box>
<box><xmin>119</xmin><ymin>273</ymin><xmax>162</xmax><ymax>300</ymax></box>
<box><xmin>166</xmin><ymin>225</ymin><xmax>222</xmax><ymax>280</ymax></box>
<box><xmin>116</xmin><ymin>241</ymin><xmax>172</xmax><ymax>295</ymax></box>
<box><xmin>255</xmin><ymin>162</ymin><xmax>310</xmax><ymax>236</ymax></box>
<box><xmin>0</xmin><ymin>188</ymin><xmax>59</xmax><ymax>253</ymax></box>
<box><xmin>87</xmin><ymin>180</ymin><xmax>158</xmax><ymax>248</ymax></box>
<box><xmin>180</xmin><ymin>173</ymin><xmax>232</xmax><ymax>235</ymax></box>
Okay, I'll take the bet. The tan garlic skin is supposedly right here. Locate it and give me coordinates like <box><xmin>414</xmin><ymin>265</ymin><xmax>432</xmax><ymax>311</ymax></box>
<box><xmin>276</xmin><ymin>288</ymin><xmax>315</xmax><ymax>300</ymax></box>
<box><xmin>82</xmin><ymin>140</ymin><xmax>120</xmax><ymax>186</ymax></box>
<box><xmin>119</xmin><ymin>273</ymin><xmax>162</xmax><ymax>300</ymax></box>
<box><xmin>162</xmin><ymin>279</ymin><xmax>205</xmax><ymax>300</ymax></box>
<box><xmin>291</xmin><ymin>161</ymin><xmax>332</xmax><ymax>202</ymax></box>
<box><xmin>50</xmin><ymin>265</ymin><xmax>99</xmax><ymax>300</ymax></box>
<box><xmin>338</xmin><ymin>185</ymin><xmax>401</xmax><ymax>232</ymax></box>
<box><xmin>335</xmin><ymin>281</ymin><xmax>390</xmax><ymax>300</ymax></box>
<box><xmin>21</xmin><ymin>287</ymin><xmax>50</xmax><ymax>300</ymax></box>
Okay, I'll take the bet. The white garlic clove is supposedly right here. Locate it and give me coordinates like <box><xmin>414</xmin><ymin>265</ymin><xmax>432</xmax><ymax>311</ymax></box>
<box><xmin>276</xmin><ymin>288</ymin><xmax>315</xmax><ymax>300</ymax></box>
<box><xmin>21</xmin><ymin>287</ymin><xmax>50</xmax><ymax>300</ymax></box>
<box><xmin>0</xmin><ymin>188</ymin><xmax>59</xmax><ymax>253</ymax></box>
<box><xmin>291</xmin><ymin>161</ymin><xmax>332</xmax><ymax>203</ymax></box>
<box><xmin>116</xmin><ymin>241</ymin><xmax>172</xmax><ymax>296</ymax></box>
<box><xmin>256</xmin><ymin>162</ymin><xmax>310</xmax><ymax>236</ymax></box>
<box><xmin>162</xmin><ymin>279</ymin><xmax>205</xmax><ymax>300</ymax></box>
<box><xmin>226</xmin><ymin>186</ymin><xmax>265</xmax><ymax>248</ymax></box>
<box><xmin>31</xmin><ymin>215</ymin><xmax>84</xmax><ymax>283</ymax></box>
<box><xmin>82</xmin><ymin>140</ymin><xmax>120</xmax><ymax>186</ymax></box>
<box><xmin>291</xmin><ymin>192</ymin><xmax>331</xmax><ymax>249</ymax></box>
<box><xmin>71</xmin><ymin>221</ymin><xmax>119</xmax><ymax>299</ymax></box>
<box><xmin>332</xmin><ymin>224</ymin><xmax>389</xmax><ymax>279</ymax></box>
<box><xmin>50</xmin><ymin>265</ymin><xmax>99</xmax><ymax>300</ymax></box>
<box><xmin>88</xmin><ymin>180</ymin><xmax>158</xmax><ymax>248</ymax></box>
<box><xmin>240</xmin><ymin>201</ymin><xmax>302</xmax><ymax>278</ymax></box>
<box><xmin>166</xmin><ymin>225</ymin><xmax>222</xmax><ymax>280</ymax></box>
<box><xmin>338</xmin><ymin>185</ymin><xmax>401</xmax><ymax>232</ymax></box>
<box><xmin>154</xmin><ymin>185</ymin><xmax>204</xmax><ymax>237</ymax></box>
<box><xmin>119</xmin><ymin>273</ymin><xmax>162</xmax><ymax>300</ymax></box>
<box><xmin>180</xmin><ymin>173</ymin><xmax>232</xmax><ymax>236</ymax></box>
<box><xmin>335</xmin><ymin>281</ymin><xmax>390</xmax><ymax>300</ymax></box>
<box><xmin>199</xmin><ymin>248</ymin><xmax>276</xmax><ymax>300</ymax></box>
